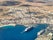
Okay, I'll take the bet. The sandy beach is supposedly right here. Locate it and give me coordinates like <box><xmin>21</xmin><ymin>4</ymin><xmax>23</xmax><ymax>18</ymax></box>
<box><xmin>0</xmin><ymin>24</ymin><xmax>16</xmax><ymax>28</ymax></box>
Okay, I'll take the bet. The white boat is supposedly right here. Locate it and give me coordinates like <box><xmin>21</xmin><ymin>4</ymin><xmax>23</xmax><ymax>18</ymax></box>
<box><xmin>37</xmin><ymin>30</ymin><xmax>45</xmax><ymax>36</ymax></box>
<box><xmin>21</xmin><ymin>24</ymin><xmax>38</xmax><ymax>33</ymax></box>
<box><xmin>21</xmin><ymin>26</ymin><xmax>33</xmax><ymax>33</ymax></box>
<box><xmin>24</xmin><ymin>27</ymin><xmax>33</xmax><ymax>32</ymax></box>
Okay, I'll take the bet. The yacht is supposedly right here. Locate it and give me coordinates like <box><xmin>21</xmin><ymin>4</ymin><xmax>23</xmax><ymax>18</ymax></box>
<box><xmin>37</xmin><ymin>29</ymin><xmax>45</xmax><ymax>36</ymax></box>
<box><xmin>21</xmin><ymin>26</ymin><xmax>33</xmax><ymax>33</ymax></box>
<box><xmin>24</xmin><ymin>27</ymin><xmax>33</xmax><ymax>32</ymax></box>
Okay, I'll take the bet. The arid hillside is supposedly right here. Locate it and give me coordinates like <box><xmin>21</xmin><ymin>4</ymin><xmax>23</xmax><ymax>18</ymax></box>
<box><xmin>0</xmin><ymin>0</ymin><xmax>53</xmax><ymax>26</ymax></box>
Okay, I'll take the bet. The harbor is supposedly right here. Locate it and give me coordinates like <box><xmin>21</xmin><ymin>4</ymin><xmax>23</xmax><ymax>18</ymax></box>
<box><xmin>0</xmin><ymin>0</ymin><xmax>53</xmax><ymax>40</ymax></box>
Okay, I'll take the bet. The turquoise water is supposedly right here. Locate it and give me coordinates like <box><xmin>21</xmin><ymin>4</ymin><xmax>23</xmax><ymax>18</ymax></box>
<box><xmin>0</xmin><ymin>24</ymin><xmax>48</xmax><ymax>40</ymax></box>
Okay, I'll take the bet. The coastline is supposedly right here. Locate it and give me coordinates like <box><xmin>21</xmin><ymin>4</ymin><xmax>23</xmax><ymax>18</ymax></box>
<box><xmin>0</xmin><ymin>24</ymin><xmax>16</xmax><ymax>28</ymax></box>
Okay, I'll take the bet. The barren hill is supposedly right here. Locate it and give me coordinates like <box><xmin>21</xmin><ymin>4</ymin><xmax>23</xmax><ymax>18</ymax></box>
<box><xmin>0</xmin><ymin>0</ymin><xmax>53</xmax><ymax>26</ymax></box>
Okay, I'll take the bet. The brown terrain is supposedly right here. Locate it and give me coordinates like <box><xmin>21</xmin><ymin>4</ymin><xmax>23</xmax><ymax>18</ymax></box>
<box><xmin>0</xmin><ymin>0</ymin><xmax>53</xmax><ymax>16</ymax></box>
<box><xmin>0</xmin><ymin>0</ymin><xmax>53</xmax><ymax>26</ymax></box>
<box><xmin>0</xmin><ymin>0</ymin><xmax>53</xmax><ymax>40</ymax></box>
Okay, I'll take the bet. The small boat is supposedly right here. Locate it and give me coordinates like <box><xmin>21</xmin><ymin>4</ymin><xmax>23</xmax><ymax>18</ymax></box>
<box><xmin>24</xmin><ymin>24</ymin><xmax>38</xmax><ymax>32</ymax></box>
<box><xmin>24</xmin><ymin>27</ymin><xmax>33</xmax><ymax>32</ymax></box>
<box><xmin>21</xmin><ymin>26</ymin><xmax>33</xmax><ymax>33</ymax></box>
<box><xmin>37</xmin><ymin>29</ymin><xmax>45</xmax><ymax>36</ymax></box>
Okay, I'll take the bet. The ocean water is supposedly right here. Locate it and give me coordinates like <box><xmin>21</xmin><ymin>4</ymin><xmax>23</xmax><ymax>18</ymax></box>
<box><xmin>0</xmin><ymin>24</ymin><xmax>48</xmax><ymax>40</ymax></box>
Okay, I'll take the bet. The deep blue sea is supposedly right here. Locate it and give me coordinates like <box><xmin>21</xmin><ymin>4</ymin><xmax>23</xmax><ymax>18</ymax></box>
<box><xmin>0</xmin><ymin>24</ymin><xmax>49</xmax><ymax>40</ymax></box>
